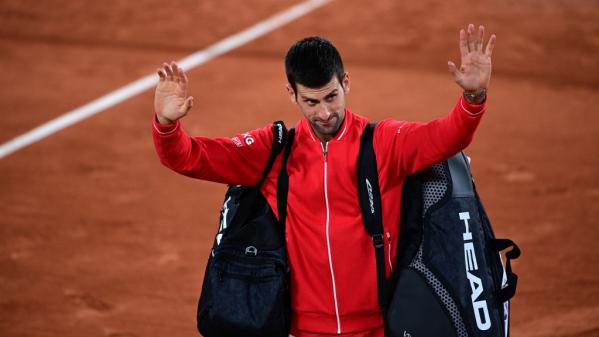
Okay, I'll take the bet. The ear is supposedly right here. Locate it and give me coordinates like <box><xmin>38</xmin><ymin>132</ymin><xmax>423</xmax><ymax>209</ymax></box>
<box><xmin>342</xmin><ymin>72</ymin><xmax>350</xmax><ymax>94</ymax></box>
<box><xmin>286</xmin><ymin>83</ymin><xmax>297</xmax><ymax>104</ymax></box>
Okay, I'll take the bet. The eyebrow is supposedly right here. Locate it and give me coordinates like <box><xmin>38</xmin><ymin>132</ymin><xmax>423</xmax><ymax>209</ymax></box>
<box><xmin>300</xmin><ymin>89</ymin><xmax>339</xmax><ymax>102</ymax></box>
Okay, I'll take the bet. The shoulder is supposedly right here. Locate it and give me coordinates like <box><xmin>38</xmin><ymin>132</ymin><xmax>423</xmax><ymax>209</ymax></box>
<box><xmin>371</xmin><ymin>118</ymin><xmax>422</xmax><ymax>155</ymax></box>
<box><xmin>343</xmin><ymin>108</ymin><xmax>370</xmax><ymax>141</ymax></box>
<box><xmin>227</xmin><ymin>123</ymin><xmax>274</xmax><ymax>149</ymax></box>
<box><xmin>372</xmin><ymin>119</ymin><xmax>407</xmax><ymax>143</ymax></box>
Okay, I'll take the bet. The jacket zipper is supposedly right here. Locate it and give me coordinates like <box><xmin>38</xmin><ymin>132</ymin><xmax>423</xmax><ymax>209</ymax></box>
<box><xmin>387</xmin><ymin>232</ymin><xmax>393</xmax><ymax>273</ymax></box>
<box><xmin>321</xmin><ymin>141</ymin><xmax>342</xmax><ymax>334</ymax></box>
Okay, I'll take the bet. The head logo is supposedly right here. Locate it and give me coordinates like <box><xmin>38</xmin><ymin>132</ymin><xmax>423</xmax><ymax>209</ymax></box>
<box><xmin>460</xmin><ymin>211</ymin><xmax>491</xmax><ymax>331</ymax></box>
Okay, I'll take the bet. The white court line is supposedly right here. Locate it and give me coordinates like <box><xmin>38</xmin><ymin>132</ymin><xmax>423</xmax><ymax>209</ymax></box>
<box><xmin>0</xmin><ymin>0</ymin><xmax>331</xmax><ymax>159</ymax></box>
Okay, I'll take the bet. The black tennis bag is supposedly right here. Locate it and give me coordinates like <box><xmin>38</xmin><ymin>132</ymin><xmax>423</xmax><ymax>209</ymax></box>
<box><xmin>196</xmin><ymin>122</ymin><xmax>295</xmax><ymax>337</ymax></box>
<box><xmin>357</xmin><ymin>124</ymin><xmax>520</xmax><ymax>337</ymax></box>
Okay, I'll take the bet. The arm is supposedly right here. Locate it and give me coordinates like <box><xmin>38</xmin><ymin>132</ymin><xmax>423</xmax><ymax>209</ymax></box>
<box><xmin>152</xmin><ymin>62</ymin><xmax>273</xmax><ymax>185</ymax></box>
<box><xmin>375</xmin><ymin>96</ymin><xmax>485</xmax><ymax>177</ymax></box>
<box><xmin>375</xmin><ymin>24</ymin><xmax>495</xmax><ymax>177</ymax></box>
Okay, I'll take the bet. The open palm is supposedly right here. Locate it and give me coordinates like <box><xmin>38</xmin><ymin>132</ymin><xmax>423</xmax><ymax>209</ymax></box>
<box><xmin>154</xmin><ymin>62</ymin><xmax>194</xmax><ymax>124</ymax></box>
<box><xmin>448</xmin><ymin>24</ymin><xmax>496</xmax><ymax>91</ymax></box>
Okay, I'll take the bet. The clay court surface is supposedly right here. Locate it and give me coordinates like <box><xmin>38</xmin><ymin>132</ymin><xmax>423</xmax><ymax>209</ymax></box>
<box><xmin>1</xmin><ymin>0</ymin><xmax>598</xmax><ymax>336</ymax></box>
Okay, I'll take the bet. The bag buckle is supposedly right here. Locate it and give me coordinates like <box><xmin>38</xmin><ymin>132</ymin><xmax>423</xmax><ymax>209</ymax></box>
<box><xmin>372</xmin><ymin>234</ymin><xmax>384</xmax><ymax>249</ymax></box>
<box><xmin>245</xmin><ymin>246</ymin><xmax>258</xmax><ymax>256</ymax></box>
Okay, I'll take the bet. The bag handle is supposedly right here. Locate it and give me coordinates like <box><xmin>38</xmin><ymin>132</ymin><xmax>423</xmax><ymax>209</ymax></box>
<box><xmin>493</xmin><ymin>238</ymin><xmax>521</xmax><ymax>302</ymax></box>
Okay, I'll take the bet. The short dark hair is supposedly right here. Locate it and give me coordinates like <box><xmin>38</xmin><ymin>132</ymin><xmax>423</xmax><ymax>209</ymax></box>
<box><xmin>285</xmin><ymin>36</ymin><xmax>345</xmax><ymax>93</ymax></box>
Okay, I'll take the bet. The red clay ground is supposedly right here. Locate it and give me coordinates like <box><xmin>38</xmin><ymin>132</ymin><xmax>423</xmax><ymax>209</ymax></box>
<box><xmin>1</xmin><ymin>0</ymin><xmax>598</xmax><ymax>336</ymax></box>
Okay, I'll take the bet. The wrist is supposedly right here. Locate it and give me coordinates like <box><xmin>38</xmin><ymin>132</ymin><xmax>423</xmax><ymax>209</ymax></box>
<box><xmin>463</xmin><ymin>88</ymin><xmax>487</xmax><ymax>104</ymax></box>
<box><xmin>155</xmin><ymin>114</ymin><xmax>175</xmax><ymax>125</ymax></box>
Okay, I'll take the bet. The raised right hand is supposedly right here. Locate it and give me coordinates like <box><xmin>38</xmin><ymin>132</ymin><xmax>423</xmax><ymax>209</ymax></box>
<box><xmin>447</xmin><ymin>24</ymin><xmax>496</xmax><ymax>92</ymax></box>
<box><xmin>154</xmin><ymin>62</ymin><xmax>194</xmax><ymax>124</ymax></box>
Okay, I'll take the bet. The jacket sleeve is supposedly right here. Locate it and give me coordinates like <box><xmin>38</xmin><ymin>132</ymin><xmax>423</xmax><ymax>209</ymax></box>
<box><xmin>152</xmin><ymin>116</ymin><xmax>273</xmax><ymax>186</ymax></box>
<box><xmin>374</xmin><ymin>95</ymin><xmax>486</xmax><ymax>179</ymax></box>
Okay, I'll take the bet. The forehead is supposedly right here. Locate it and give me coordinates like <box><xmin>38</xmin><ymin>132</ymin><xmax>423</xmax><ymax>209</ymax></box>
<box><xmin>296</xmin><ymin>76</ymin><xmax>340</xmax><ymax>98</ymax></box>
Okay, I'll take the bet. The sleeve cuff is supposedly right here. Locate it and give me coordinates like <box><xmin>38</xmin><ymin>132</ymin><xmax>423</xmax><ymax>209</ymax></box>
<box><xmin>459</xmin><ymin>95</ymin><xmax>486</xmax><ymax>116</ymax></box>
<box><xmin>152</xmin><ymin>115</ymin><xmax>180</xmax><ymax>135</ymax></box>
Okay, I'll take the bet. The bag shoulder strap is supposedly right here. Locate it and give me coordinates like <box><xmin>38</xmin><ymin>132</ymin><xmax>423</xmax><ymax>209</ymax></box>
<box><xmin>230</xmin><ymin>121</ymin><xmax>287</xmax><ymax>228</ymax></box>
<box><xmin>356</xmin><ymin>122</ymin><xmax>388</xmax><ymax>307</ymax></box>
<box><xmin>277</xmin><ymin>128</ymin><xmax>295</xmax><ymax>227</ymax></box>
<box><xmin>255</xmin><ymin>121</ymin><xmax>288</xmax><ymax>188</ymax></box>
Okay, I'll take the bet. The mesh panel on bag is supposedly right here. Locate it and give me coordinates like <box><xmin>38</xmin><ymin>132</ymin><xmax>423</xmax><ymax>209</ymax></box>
<box><xmin>422</xmin><ymin>163</ymin><xmax>448</xmax><ymax>216</ymax></box>
<box><xmin>411</xmin><ymin>162</ymin><xmax>468</xmax><ymax>337</ymax></box>
<box><xmin>410</xmin><ymin>248</ymin><xmax>468</xmax><ymax>337</ymax></box>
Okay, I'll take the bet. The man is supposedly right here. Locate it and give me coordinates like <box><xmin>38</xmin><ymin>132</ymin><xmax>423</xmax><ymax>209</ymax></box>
<box><xmin>152</xmin><ymin>24</ymin><xmax>495</xmax><ymax>337</ymax></box>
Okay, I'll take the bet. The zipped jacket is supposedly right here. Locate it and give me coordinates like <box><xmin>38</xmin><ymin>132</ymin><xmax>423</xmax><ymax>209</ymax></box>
<box><xmin>152</xmin><ymin>96</ymin><xmax>486</xmax><ymax>336</ymax></box>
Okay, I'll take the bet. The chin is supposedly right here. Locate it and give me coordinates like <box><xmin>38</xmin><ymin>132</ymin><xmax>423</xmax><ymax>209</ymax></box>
<box><xmin>318</xmin><ymin>125</ymin><xmax>341</xmax><ymax>136</ymax></box>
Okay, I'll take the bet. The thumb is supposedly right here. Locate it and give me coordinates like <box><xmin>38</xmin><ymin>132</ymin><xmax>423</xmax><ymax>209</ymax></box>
<box><xmin>447</xmin><ymin>61</ymin><xmax>461</xmax><ymax>82</ymax></box>
<box><xmin>179</xmin><ymin>96</ymin><xmax>194</xmax><ymax>115</ymax></box>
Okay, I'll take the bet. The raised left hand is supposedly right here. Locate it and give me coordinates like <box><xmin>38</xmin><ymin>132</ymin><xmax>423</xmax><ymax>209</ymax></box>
<box><xmin>448</xmin><ymin>24</ymin><xmax>496</xmax><ymax>91</ymax></box>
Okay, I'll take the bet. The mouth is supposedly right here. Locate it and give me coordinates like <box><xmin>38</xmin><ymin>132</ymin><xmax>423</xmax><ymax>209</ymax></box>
<box><xmin>316</xmin><ymin>115</ymin><xmax>337</xmax><ymax>127</ymax></box>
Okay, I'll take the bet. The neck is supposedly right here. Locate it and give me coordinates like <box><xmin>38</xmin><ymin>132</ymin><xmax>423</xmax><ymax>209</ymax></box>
<box><xmin>315</xmin><ymin>131</ymin><xmax>333</xmax><ymax>143</ymax></box>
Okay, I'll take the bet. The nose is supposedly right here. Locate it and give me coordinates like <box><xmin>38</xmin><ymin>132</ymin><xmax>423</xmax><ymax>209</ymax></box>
<box><xmin>316</xmin><ymin>103</ymin><xmax>331</xmax><ymax>121</ymax></box>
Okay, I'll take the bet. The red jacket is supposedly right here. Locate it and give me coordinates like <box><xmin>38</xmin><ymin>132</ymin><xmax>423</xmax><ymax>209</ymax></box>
<box><xmin>152</xmin><ymin>96</ymin><xmax>485</xmax><ymax>335</ymax></box>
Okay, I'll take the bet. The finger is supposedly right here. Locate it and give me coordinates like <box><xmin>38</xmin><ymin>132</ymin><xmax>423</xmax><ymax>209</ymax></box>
<box><xmin>467</xmin><ymin>23</ymin><xmax>476</xmax><ymax>52</ymax></box>
<box><xmin>447</xmin><ymin>61</ymin><xmax>457</xmax><ymax>74</ymax></box>
<box><xmin>485</xmin><ymin>34</ymin><xmax>496</xmax><ymax>56</ymax></box>
<box><xmin>176</xmin><ymin>66</ymin><xmax>186</xmax><ymax>84</ymax></box>
<box><xmin>459</xmin><ymin>29</ymin><xmax>468</xmax><ymax>58</ymax></box>
<box><xmin>157</xmin><ymin>68</ymin><xmax>166</xmax><ymax>81</ymax></box>
<box><xmin>171</xmin><ymin>62</ymin><xmax>180</xmax><ymax>82</ymax></box>
<box><xmin>163</xmin><ymin>62</ymin><xmax>174</xmax><ymax>80</ymax></box>
<box><xmin>180</xmin><ymin>68</ymin><xmax>188</xmax><ymax>85</ymax></box>
<box><xmin>447</xmin><ymin>61</ymin><xmax>462</xmax><ymax>82</ymax></box>
<box><xmin>162</xmin><ymin>63</ymin><xmax>172</xmax><ymax>80</ymax></box>
<box><xmin>179</xmin><ymin>96</ymin><xmax>194</xmax><ymax>114</ymax></box>
<box><xmin>179</xmin><ymin>69</ymin><xmax>189</xmax><ymax>91</ymax></box>
<box><xmin>477</xmin><ymin>25</ymin><xmax>485</xmax><ymax>52</ymax></box>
